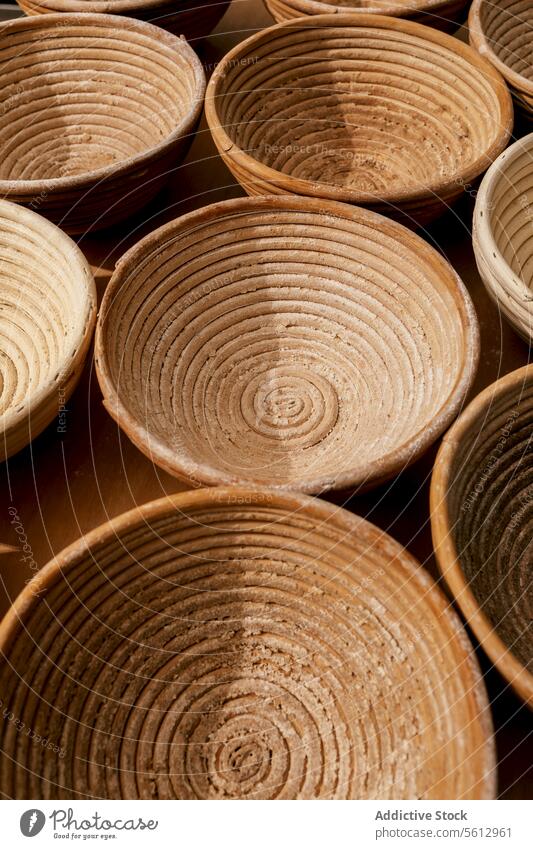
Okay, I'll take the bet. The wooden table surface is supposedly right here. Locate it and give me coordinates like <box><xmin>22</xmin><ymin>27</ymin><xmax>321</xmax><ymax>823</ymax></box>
<box><xmin>0</xmin><ymin>0</ymin><xmax>531</xmax><ymax>799</ymax></box>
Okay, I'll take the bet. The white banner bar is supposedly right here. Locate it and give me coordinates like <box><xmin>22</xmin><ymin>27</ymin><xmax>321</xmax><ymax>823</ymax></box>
<box><xmin>2</xmin><ymin>800</ymin><xmax>529</xmax><ymax>848</ymax></box>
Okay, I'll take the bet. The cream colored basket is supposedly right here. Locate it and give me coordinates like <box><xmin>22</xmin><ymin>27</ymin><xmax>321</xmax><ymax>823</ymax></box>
<box><xmin>0</xmin><ymin>200</ymin><xmax>96</xmax><ymax>460</ymax></box>
<box><xmin>473</xmin><ymin>133</ymin><xmax>533</xmax><ymax>344</ymax></box>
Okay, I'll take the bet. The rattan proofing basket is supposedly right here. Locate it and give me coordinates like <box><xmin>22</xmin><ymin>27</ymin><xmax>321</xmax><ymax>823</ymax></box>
<box><xmin>0</xmin><ymin>14</ymin><xmax>205</xmax><ymax>233</ymax></box>
<box><xmin>0</xmin><ymin>488</ymin><xmax>496</xmax><ymax>798</ymax></box>
<box><xmin>473</xmin><ymin>132</ymin><xmax>533</xmax><ymax>344</ymax></box>
<box><xmin>469</xmin><ymin>0</ymin><xmax>533</xmax><ymax>123</ymax></box>
<box><xmin>0</xmin><ymin>200</ymin><xmax>96</xmax><ymax>460</ymax></box>
<box><xmin>265</xmin><ymin>0</ymin><xmax>468</xmax><ymax>33</ymax></box>
<box><xmin>95</xmin><ymin>196</ymin><xmax>480</xmax><ymax>493</ymax></box>
<box><xmin>15</xmin><ymin>0</ymin><xmax>230</xmax><ymax>42</ymax></box>
<box><xmin>205</xmin><ymin>14</ymin><xmax>513</xmax><ymax>226</ymax></box>
<box><xmin>431</xmin><ymin>365</ymin><xmax>533</xmax><ymax>707</ymax></box>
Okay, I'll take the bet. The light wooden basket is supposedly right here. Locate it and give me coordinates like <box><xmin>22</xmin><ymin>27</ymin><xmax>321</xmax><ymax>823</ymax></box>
<box><xmin>15</xmin><ymin>0</ymin><xmax>230</xmax><ymax>42</ymax></box>
<box><xmin>469</xmin><ymin>0</ymin><xmax>533</xmax><ymax>123</ymax></box>
<box><xmin>205</xmin><ymin>14</ymin><xmax>512</xmax><ymax>226</ymax></box>
<box><xmin>95</xmin><ymin>195</ymin><xmax>480</xmax><ymax>493</ymax></box>
<box><xmin>0</xmin><ymin>14</ymin><xmax>205</xmax><ymax>233</ymax></box>
<box><xmin>473</xmin><ymin>132</ymin><xmax>533</xmax><ymax>344</ymax></box>
<box><xmin>0</xmin><ymin>200</ymin><xmax>96</xmax><ymax>460</ymax></box>
<box><xmin>431</xmin><ymin>365</ymin><xmax>533</xmax><ymax>707</ymax></box>
<box><xmin>265</xmin><ymin>0</ymin><xmax>468</xmax><ymax>33</ymax></box>
<box><xmin>0</xmin><ymin>488</ymin><xmax>496</xmax><ymax>798</ymax></box>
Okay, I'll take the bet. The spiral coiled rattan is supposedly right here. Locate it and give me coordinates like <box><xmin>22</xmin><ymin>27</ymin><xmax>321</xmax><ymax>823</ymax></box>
<box><xmin>473</xmin><ymin>133</ymin><xmax>533</xmax><ymax>344</ymax></box>
<box><xmin>469</xmin><ymin>0</ymin><xmax>533</xmax><ymax>123</ymax></box>
<box><xmin>0</xmin><ymin>14</ymin><xmax>205</xmax><ymax>233</ymax></box>
<box><xmin>0</xmin><ymin>200</ymin><xmax>96</xmax><ymax>460</ymax></box>
<box><xmin>0</xmin><ymin>489</ymin><xmax>496</xmax><ymax>799</ymax></box>
<box><xmin>15</xmin><ymin>0</ymin><xmax>230</xmax><ymax>42</ymax></box>
<box><xmin>265</xmin><ymin>0</ymin><xmax>468</xmax><ymax>33</ymax></box>
<box><xmin>95</xmin><ymin>196</ymin><xmax>479</xmax><ymax>493</ymax></box>
<box><xmin>431</xmin><ymin>366</ymin><xmax>533</xmax><ymax>707</ymax></box>
<box><xmin>205</xmin><ymin>15</ymin><xmax>512</xmax><ymax>226</ymax></box>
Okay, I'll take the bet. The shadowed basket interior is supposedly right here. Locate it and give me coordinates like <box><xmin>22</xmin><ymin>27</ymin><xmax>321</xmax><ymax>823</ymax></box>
<box><xmin>0</xmin><ymin>200</ymin><xmax>96</xmax><ymax>460</ymax></box>
<box><xmin>95</xmin><ymin>197</ymin><xmax>479</xmax><ymax>493</ymax></box>
<box><xmin>205</xmin><ymin>15</ymin><xmax>512</xmax><ymax>224</ymax></box>
<box><xmin>431</xmin><ymin>367</ymin><xmax>533</xmax><ymax>705</ymax></box>
<box><xmin>0</xmin><ymin>490</ymin><xmax>496</xmax><ymax>799</ymax></box>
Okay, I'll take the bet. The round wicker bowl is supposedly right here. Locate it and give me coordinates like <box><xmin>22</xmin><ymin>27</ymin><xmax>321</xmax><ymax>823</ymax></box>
<box><xmin>265</xmin><ymin>0</ymin><xmax>468</xmax><ymax>33</ymax></box>
<box><xmin>0</xmin><ymin>200</ymin><xmax>96</xmax><ymax>461</ymax></box>
<box><xmin>431</xmin><ymin>365</ymin><xmax>533</xmax><ymax>707</ymax></box>
<box><xmin>15</xmin><ymin>0</ymin><xmax>230</xmax><ymax>42</ymax></box>
<box><xmin>469</xmin><ymin>0</ymin><xmax>533</xmax><ymax>123</ymax></box>
<box><xmin>0</xmin><ymin>14</ymin><xmax>205</xmax><ymax>234</ymax></box>
<box><xmin>473</xmin><ymin>133</ymin><xmax>533</xmax><ymax>344</ymax></box>
<box><xmin>95</xmin><ymin>196</ymin><xmax>480</xmax><ymax>493</ymax></box>
<box><xmin>205</xmin><ymin>15</ymin><xmax>513</xmax><ymax>226</ymax></box>
<box><xmin>0</xmin><ymin>488</ymin><xmax>496</xmax><ymax>799</ymax></box>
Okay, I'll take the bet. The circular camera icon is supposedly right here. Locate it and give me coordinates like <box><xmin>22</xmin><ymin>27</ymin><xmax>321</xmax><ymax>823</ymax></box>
<box><xmin>20</xmin><ymin>809</ymin><xmax>46</xmax><ymax>837</ymax></box>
